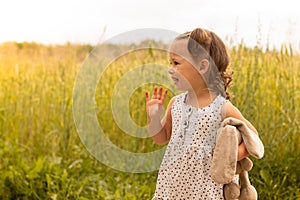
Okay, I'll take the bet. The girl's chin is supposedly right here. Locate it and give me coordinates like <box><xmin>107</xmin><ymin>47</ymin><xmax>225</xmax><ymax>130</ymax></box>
<box><xmin>174</xmin><ymin>84</ymin><xmax>185</xmax><ymax>91</ymax></box>
<box><xmin>173</xmin><ymin>82</ymin><xmax>179</xmax><ymax>89</ymax></box>
<box><xmin>173</xmin><ymin>81</ymin><xmax>189</xmax><ymax>91</ymax></box>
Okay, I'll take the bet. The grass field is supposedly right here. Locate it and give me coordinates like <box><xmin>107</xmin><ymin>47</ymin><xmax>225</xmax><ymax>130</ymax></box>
<box><xmin>0</xmin><ymin>41</ymin><xmax>299</xmax><ymax>199</ymax></box>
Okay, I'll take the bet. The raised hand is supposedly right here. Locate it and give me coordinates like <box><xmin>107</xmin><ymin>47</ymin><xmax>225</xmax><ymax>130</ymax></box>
<box><xmin>145</xmin><ymin>86</ymin><xmax>168</xmax><ymax>122</ymax></box>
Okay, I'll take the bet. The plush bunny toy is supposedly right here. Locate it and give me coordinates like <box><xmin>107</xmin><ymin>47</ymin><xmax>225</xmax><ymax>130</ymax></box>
<box><xmin>211</xmin><ymin>117</ymin><xmax>264</xmax><ymax>200</ymax></box>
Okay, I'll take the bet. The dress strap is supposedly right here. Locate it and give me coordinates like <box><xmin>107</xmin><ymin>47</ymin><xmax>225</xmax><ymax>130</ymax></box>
<box><xmin>218</xmin><ymin>96</ymin><xmax>229</xmax><ymax>120</ymax></box>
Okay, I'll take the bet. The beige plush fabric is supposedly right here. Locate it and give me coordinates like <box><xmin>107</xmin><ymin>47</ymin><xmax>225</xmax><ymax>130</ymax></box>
<box><xmin>211</xmin><ymin>117</ymin><xmax>264</xmax><ymax>184</ymax></box>
<box><xmin>211</xmin><ymin>125</ymin><xmax>240</xmax><ymax>184</ymax></box>
<box><xmin>220</xmin><ymin>118</ymin><xmax>264</xmax><ymax>159</ymax></box>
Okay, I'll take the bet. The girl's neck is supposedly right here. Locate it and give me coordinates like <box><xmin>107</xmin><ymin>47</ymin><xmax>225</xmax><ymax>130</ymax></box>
<box><xmin>185</xmin><ymin>87</ymin><xmax>217</xmax><ymax>108</ymax></box>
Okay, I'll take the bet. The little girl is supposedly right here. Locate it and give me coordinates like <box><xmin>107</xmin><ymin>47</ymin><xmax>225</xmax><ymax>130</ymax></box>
<box><xmin>145</xmin><ymin>28</ymin><xmax>258</xmax><ymax>199</ymax></box>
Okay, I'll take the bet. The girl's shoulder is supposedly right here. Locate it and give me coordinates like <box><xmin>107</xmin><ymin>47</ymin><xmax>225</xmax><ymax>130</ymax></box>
<box><xmin>222</xmin><ymin>101</ymin><xmax>240</xmax><ymax>116</ymax></box>
<box><xmin>222</xmin><ymin>101</ymin><xmax>258</xmax><ymax>134</ymax></box>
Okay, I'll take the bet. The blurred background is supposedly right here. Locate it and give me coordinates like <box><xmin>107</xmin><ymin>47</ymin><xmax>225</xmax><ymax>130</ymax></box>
<box><xmin>1</xmin><ymin>0</ymin><xmax>299</xmax><ymax>50</ymax></box>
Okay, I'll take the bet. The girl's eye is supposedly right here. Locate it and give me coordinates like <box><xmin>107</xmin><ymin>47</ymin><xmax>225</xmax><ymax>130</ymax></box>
<box><xmin>170</xmin><ymin>61</ymin><xmax>179</xmax><ymax>65</ymax></box>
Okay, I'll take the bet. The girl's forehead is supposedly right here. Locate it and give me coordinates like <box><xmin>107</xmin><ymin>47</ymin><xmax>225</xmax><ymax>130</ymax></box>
<box><xmin>169</xmin><ymin>39</ymin><xmax>189</xmax><ymax>58</ymax></box>
<box><xmin>169</xmin><ymin>39</ymin><xmax>194</xmax><ymax>61</ymax></box>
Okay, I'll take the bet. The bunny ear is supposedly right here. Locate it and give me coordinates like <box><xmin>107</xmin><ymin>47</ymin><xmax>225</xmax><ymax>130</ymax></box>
<box><xmin>211</xmin><ymin>125</ymin><xmax>239</xmax><ymax>184</ymax></box>
<box><xmin>222</xmin><ymin>117</ymin><xmax>246</xmax><ymax>127</ymax></box>
<box><xmin>222</xmin><ymin>117</ymin><xmax>264</xmax><ymax>159</ymax></box>
<box><xmin>240</xmin><ymin>128</ymin><xmax>264</xmax><ymax>159</ymax></box>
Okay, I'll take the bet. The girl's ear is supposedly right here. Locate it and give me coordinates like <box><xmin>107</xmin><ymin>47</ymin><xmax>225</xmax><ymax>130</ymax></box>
<box><xmin>198</xmin><ymin>59</ymin><xmax>210</xmax><ymax>74</ymax></box>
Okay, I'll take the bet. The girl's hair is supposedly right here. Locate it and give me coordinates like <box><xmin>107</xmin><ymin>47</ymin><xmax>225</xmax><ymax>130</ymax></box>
<box><xmin>176</xmin><ymin>28</ymin><xmax>233</xmax><ymax>100</ymax></box>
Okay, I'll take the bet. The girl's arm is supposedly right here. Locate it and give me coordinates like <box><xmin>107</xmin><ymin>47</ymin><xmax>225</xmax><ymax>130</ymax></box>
<box><xmin>145</xmin><ymin>87</ymin><xmax>173</xmax><ymax>145</ymax></box>
<box><xmin>223</xmin><ymin>101</ymin><xmax>258</xmax><ymax>161</ymax></box>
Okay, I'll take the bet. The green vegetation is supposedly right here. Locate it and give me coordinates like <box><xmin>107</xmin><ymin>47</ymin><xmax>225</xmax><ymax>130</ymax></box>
<box><xmin>0</xmin><ymin>41</ymin><xmax>299</xmax><ymax>199</ymax></box>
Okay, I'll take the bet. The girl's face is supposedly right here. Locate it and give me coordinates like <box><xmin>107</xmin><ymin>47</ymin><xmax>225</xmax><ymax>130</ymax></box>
<box><xmin>168</xmin><ymin>39</ymin><xmax>203</xmax><ymax>91</ymax></box>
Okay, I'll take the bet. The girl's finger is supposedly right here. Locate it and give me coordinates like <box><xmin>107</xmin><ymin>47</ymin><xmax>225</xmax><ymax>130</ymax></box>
<box><xmin>157</xmin><ymin>87</ymin><xmax>163</xmax><ymax>99</ymax></box>
<box><xmin>152</xmin><ymin>87</ymin><xmax>158</xmax><ymax>99</ymax></box>
<box><xmin>145</xmin><ymin>91</ymin><xmax>149</xmax><ymax>102</ymax></box>
<box><xmin>160</xmin><ymin>89</ymin><xmax>168</xmax><ymax>103</ymax></box>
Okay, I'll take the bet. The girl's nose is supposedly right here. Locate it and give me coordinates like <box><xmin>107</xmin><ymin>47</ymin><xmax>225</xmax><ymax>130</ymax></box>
<box><xmin>168</xmin><ymin>66</ymin><xmax>175</xmax><ymax>75</ymax></box>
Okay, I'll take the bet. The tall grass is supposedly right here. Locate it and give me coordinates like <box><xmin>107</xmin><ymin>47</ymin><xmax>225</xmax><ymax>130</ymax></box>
<box><xmin>229</xmin><ymin>44</ymin><xmax>300</xmax><ymax>199</ymax></box>
<box><xmin>0</xmin><ymin>41</ymin><xmax>299</xmax><ymax>199</ymax></box>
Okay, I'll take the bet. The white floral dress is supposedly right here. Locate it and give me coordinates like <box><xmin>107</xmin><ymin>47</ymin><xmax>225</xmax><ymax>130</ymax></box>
<box><xmin>152</xmin><ymin>92</ymin><xmax>227</xmax><ymax>200</ymax></box>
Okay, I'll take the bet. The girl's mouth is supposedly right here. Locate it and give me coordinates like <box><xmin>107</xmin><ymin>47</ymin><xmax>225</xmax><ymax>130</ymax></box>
<box><xmin>171</xmin><ymin>77</ymin><xmax>179</xmax><ymax>84</ymax></box>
